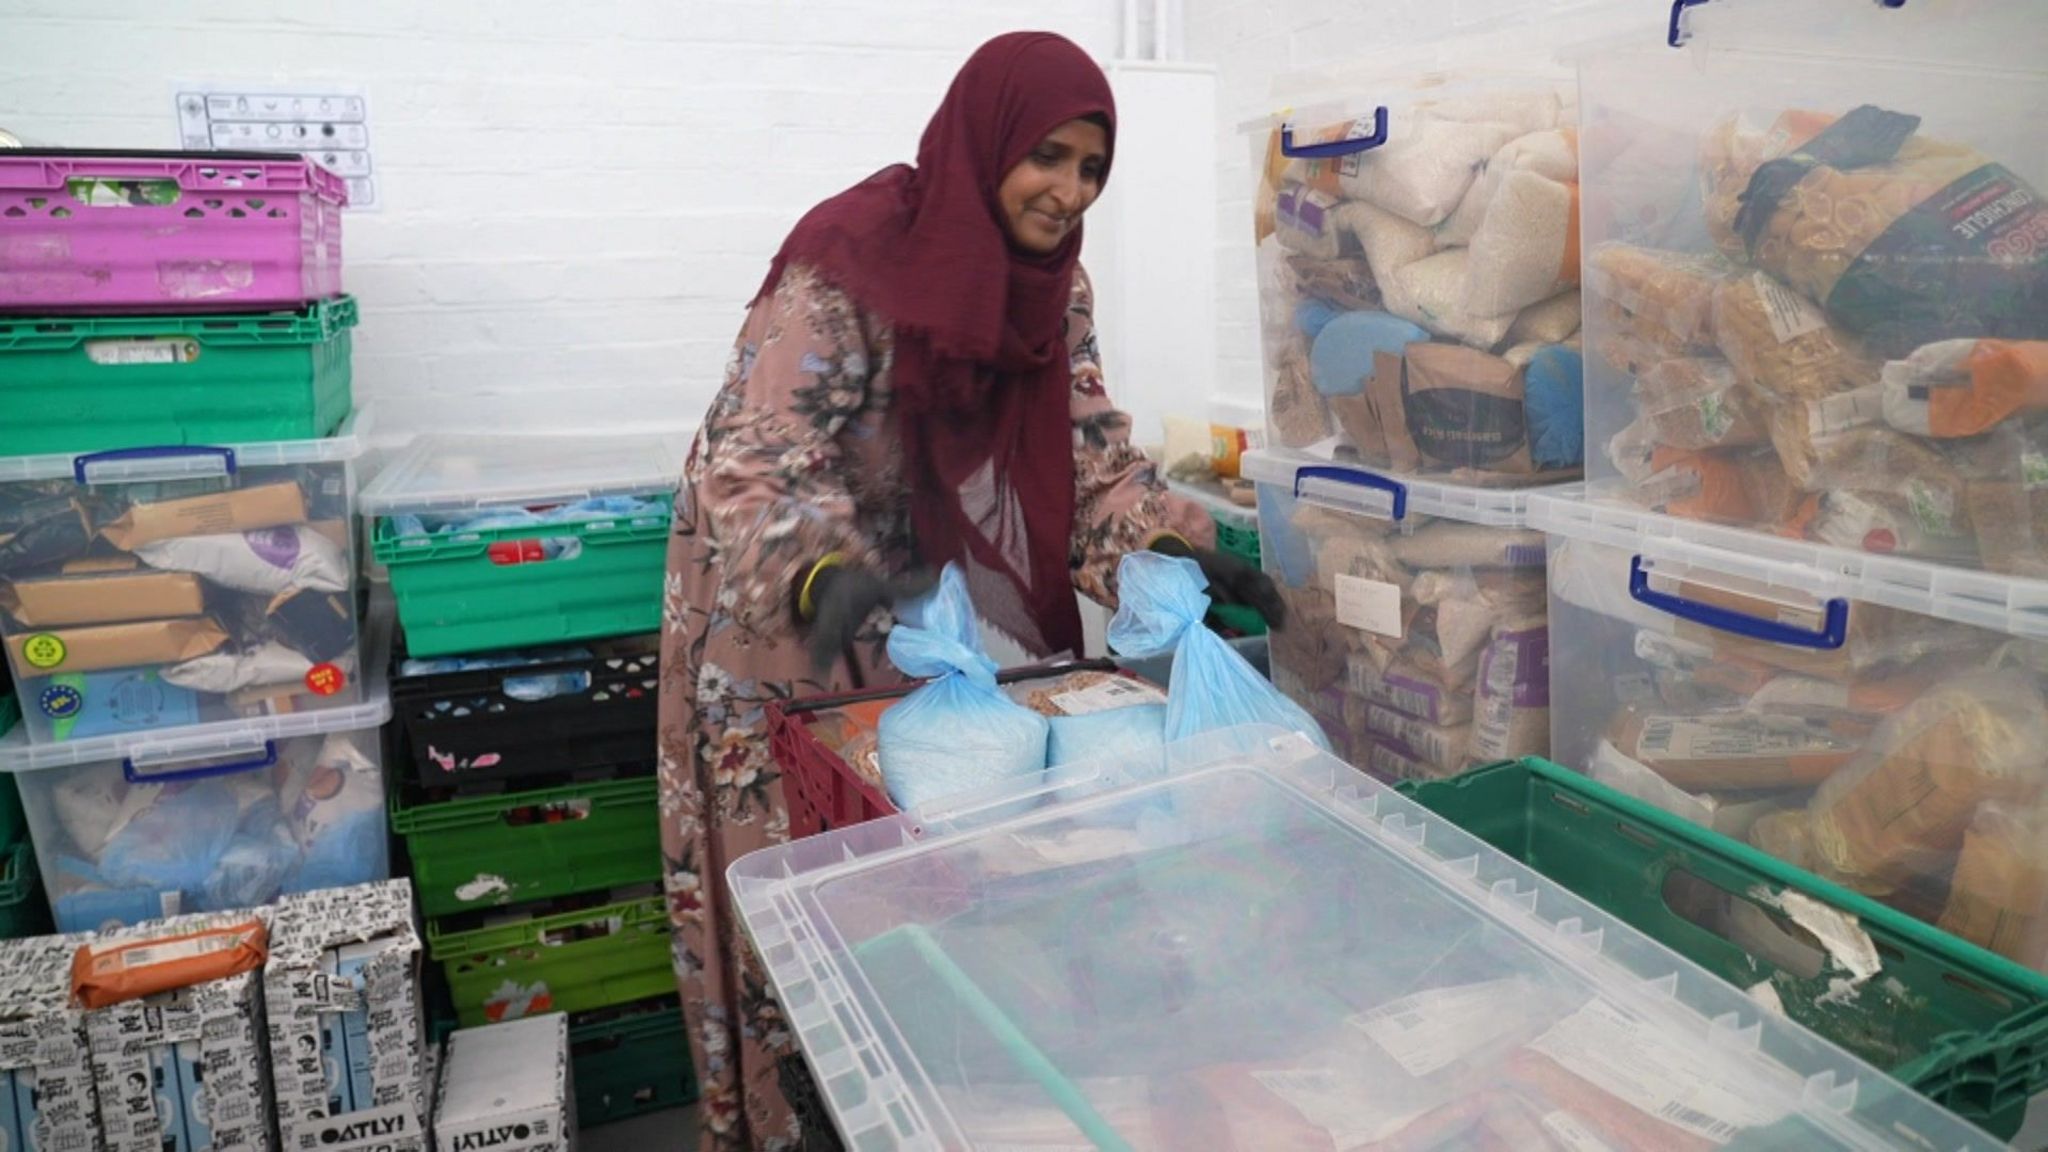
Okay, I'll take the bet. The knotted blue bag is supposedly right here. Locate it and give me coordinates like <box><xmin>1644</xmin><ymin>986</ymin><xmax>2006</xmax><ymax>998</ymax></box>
<box><xmin>879</xmin><ymin>565</ymin><xmax>1049</xmax><ymax>811</ymax></box>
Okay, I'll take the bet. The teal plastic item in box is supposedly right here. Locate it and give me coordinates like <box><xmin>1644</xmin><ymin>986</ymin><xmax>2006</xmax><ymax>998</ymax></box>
<box><xmin>0</xmin><ymin>840</ymin><xmax>50</xmax><ymax>940</ymax></box>
<box><xmin>0</xmin><ymin>297</ymin><xmax>356</xmax><ymax>456</ymax></box>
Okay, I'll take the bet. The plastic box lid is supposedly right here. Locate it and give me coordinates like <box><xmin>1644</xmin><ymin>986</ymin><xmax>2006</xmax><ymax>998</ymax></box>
<box><xmin>1164</xmin><ymin>478</ymin><xmax>1256</xmax><ymax>530</ymax></box>
<box><xmin>729</xmin><ymin>726</ymin><xmax>1999</xmax><ymax>1152</ymax></box>
<box><xmin>1243</xmin><ymin>448</ymin><xmax>1562</xmax><ymax>529</ymax></box>
<box><xmin>0</xmin><ymin>596</ymin><xmax>392</xmax><ymax>774</ymax></box>
<box><xmin>358</xmin><ymin>432</ymin><xmax>688</xmax><ymax>517</ymax></box>
<box><xmin>0</xmin><ymin>407</ymin><xmax>370</xmax><ymax>484</ymax></box>
<box><xmin>1531</xmin><ymin>487</ymin><xmax>2048</xmax><ymax>641</ymax></box>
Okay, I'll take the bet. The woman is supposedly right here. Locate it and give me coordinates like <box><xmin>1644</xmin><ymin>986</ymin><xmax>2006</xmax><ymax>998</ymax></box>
<box><xmin>658</xmin><ymin>31</ymin><xmax>1280</xmax><ymax>1150</ymax></box>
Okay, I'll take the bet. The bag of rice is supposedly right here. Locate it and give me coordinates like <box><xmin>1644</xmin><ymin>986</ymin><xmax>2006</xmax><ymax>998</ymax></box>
<box><xmin>1336</xmin><ymin>116</ymin><xmax>1524</xmax><ymax>228</ymax></box>
<box><xmin>1391</xmin><ymin>250</ymin><xmax>1517</xmax><ymax>349</ymax></box>
<box><xmin>1462</xmin><ymin>168</ymin><xmax>1579</xmax><ymax>319</ymax></box>
<box><xmin>1336</xmin><ymin>200</ymin><xmax>1437</xmax><ymax>318</ymax></box>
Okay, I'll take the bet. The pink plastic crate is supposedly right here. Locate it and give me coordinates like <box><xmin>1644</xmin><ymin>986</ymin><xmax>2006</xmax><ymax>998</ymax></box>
<box><xmin>0</xmin><ymin>150</ymin><xmax>346</xmax><ymax>313</ymax></box>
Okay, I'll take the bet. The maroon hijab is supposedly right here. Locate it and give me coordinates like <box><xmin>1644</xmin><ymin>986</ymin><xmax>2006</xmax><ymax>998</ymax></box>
<box><xmin>755</xmin><ymin>32</ymin><xmax>1115</xmax><ymax>657</ymax></box>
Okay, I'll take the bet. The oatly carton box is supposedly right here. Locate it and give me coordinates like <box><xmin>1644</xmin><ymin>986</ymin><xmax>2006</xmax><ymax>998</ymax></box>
<box><xmin>433</xmin><ymin>1013</ymin><xmax>572</xmax><ymax>1152</ymax></box>
<box><xmin>0</xmin><ymin>933</ymin><xmax>102</xmax><ymax>1152</ymax></box>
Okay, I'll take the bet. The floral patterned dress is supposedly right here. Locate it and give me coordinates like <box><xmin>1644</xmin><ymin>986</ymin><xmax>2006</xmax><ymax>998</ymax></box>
<box><xmin>658</xmin><ymin>262</ymin><xmax>1212</xmax><ymax>1150</ymax></box>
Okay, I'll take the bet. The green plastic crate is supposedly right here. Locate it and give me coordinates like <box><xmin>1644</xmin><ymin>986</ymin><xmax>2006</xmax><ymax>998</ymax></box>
<box><xmin>1207</xmin><ymin>508</ymin><xmax>1267</xmax><ymax>638</ymax></box>
<box><xmin>0</xmin><ymin>691</ymin><xmax>16</xmax><ymax>738</ymax></box>
<box><xmin>570</xmin><ymin>996</ymin><xmax>699</xmax><ymax>1127</ymax></box>
<box><xmin>374</xmin><ymin>508</ymin><xmax>671</xmax><ymax>657</ymax></box>
<box><xmin>0</xmin><ymin>840</ymin><xmax>50</xmax><ymax>941</ymax></box>
<box><xmin>430</xmin><ymin>894</ymin><xmax>674</xmax><ymax>1027</ymax></box>
<box><xmin>391</xmin><ymin>775</ymin><xmax>662</xmax><ymax>920</ymax></box>
<box><xmin>0</xmin><ymin>297</ymin><xmax>357</xmax><ymax>456</ymax></box>
<box><xmin>1400</xmin><ymin>756</ymin><xmax>2048</xmax><ymax>1141</ymax></box>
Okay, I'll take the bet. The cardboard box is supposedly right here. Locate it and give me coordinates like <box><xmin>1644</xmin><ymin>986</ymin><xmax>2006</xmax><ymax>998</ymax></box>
<box><xmin>267</xmin><ymin>880</ymin><xmax>430</xmax><ymax>1152</ymax></box>
<box><xmin>99</xmin><ymin>482</ymin><xmax>308</xmax><ymax>551</ymax></box>
<box><xmin>0</xmin><ymin>570</ymin><xmax>208</xmax><ymax>628</ymax></box>
<box><xmin>0</xmin><ymin>934</ymin><xmax>101</xmax><ymax>1152</ymax></box>
<box><xmin>80</xmin><ymin>909</ymin><xmax>277</xmax><ymax>1152</ymax></box>
<box><xmin>434</xmin><ymin>1014</ymin><xmax>573</xmax><ymax>1152</ymax></box>
<box><xmin>7</xmin><ymin>617</ymin><xmax>229</xmax><ymax>677</ymax></box>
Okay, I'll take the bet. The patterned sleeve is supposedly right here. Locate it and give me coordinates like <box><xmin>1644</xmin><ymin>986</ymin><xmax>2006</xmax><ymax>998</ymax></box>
<box><xmin>692</xmin><ymin>265</ymin><xmax>882</xmax><ymax>633</ymax></box>
<box><xmin>1066</xmin><ymin>265</ymin><xmax>1216</xmax><ymax>607</ymax></box>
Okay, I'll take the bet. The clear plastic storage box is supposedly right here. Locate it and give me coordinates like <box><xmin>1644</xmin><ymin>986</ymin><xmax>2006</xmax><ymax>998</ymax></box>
<box><xmin>1577</xmin><ymin>19</ymin><xmax>2048</xmax><ymax>573</ymax></box>
<box><xmin>728</xmin><ymin>726</ymin><xmax>2000</xmax><ymax>1151</ymax></box>
<box><xmin>0</xmin><ymin>618</ymin><xmax>391</xmax><ymax>934</ymax></box>
<box><xmin>0</xmin><ymin>419</ymin><xmax>367</xmax><ymax>743</ymax></box>
<box><xmin>1536</xmin><ymin>489</ymin><xmax>2048</xmax><ymax>975</ymax></box>
<box><xmin>360</xmin><ymin>433</ymin><xmax>687</xmax><ymax>657</ymax></box>
<box><xmin>1247</xmin><ymin>450</ymin><xmax>1554</xmax><ymax>781</ymax></box>
<box><xmin>1245</xmin><ymin>64</ymin><xmax>1587</xmax><ymax>484</ymax></box>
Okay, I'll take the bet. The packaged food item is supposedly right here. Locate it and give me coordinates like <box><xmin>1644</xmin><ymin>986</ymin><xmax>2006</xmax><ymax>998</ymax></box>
<box><xmin>1337</xmin><ymin>200</ymin><xmax>1438</xmax><ymax>318</ymax></box>
<box><xmin>1508</xmin><ymin>289</ymin><xmax>1583</xmax><ymax>346</ymax></box>
<box><xmin>0</xmin><ymin>570</ymin><xmax>207</xmax><ymax>628</ymax></box>
<box><xmin>1391</xmin><ymin>250</ymin><xmax>1518</xmax><ymax>349</ymax></box>
<box><xmin>6</xmin><ymin>616</ymin><xmax>230</xmax><ymax>677</ymax></box>
<box><xmin>1881</xmin><ymin>338</ymin><xmax>2048</xmax><ymax>439</ymax></box>
<box><xmin>1275</xmin><ymin>183</ymin><xmax>1348</xmax><ymax>260</ymax></box>
<box><xmin>1470</xmin><ymin>622</ymin><xmax>1550</xmax><ymax>764</ymax></box>
<box><xmin>163</xmin><ymin>642</ymin><xmax>315</xmax><ymax>694</ymax></box>
<box><xmin>1808</xmin><ymin>675</ymin><xmax>2048</xmax><ymax>892</ymax></box>
<box><xmin>134</xmin><ymin>525</ymin><xmax>350</xmax><ymax>598</ymax></box>
<box><xmin>98</xmin><ymin>481</ymin><xmax>309</xmax><ymax>551</ymax></box>
<box><xmin>72</xmin><ymin>917</ymin><xmax>268</xmax><ymax>1010</ymax></box>
<box><xmin>1440</xmin><ymin>127</ymin><xmax>1580</xmax><ymax>248</ymax></box>
<box><xmin>1631</xmin><ymin>358</ymin><xmax>1769</xmax><ymax>451</ymax></box>
<box><xmin>1330</xmin><ymin>115</ymin><xmax>1524</xmax><ymax>228</ymax></box>
<box><xmin>0</xmin><ymin>499</ymin><xmax>95</xmax><ymax>575</ymax></box>
<box><xmin>1584</xmin><ymin>245</ymin><xmax>1728</xmax><ymax>354</ymax></box>
<box><xmin>1712</xmin><ymin>272</ymin><xmax>1876</xmax><ymax>403</ymax></box>
<box><xmin>1463</xmin><ymin>167</ymin><xmax>1579</xmax><ymax>320</ymax></box>
<box><xmin>1270</xmin><ymin>342</ymin><xmax>1334</xmax><ymax>448</ymax></box>
<box><xmin>1937</xmin><ymin>803</ymin><xmax>2048</xmax><ymax>968</ymax></box>
<box><xmin>1604</xmin><ymin>703</ymin><xmax>1863</xmax><ymax>791</ymax></box>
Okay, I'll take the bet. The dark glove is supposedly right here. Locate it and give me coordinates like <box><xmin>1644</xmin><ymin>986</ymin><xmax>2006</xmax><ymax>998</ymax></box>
<box><xmin>796</xmin><ymin>560</ymin><xmax>937</xmax><ymax>675</ymax></box>
<box><xmin>1148</xmin><ymin>533</ymin><xmax>1287</xmax><ymax>631</ymax></box>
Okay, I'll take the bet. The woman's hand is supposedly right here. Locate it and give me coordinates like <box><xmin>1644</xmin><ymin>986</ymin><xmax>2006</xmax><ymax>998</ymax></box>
<box><xmin>1147</xmin><ymin>534</ymin><xmax>1287</xmax><ymax>630</ymax></box>
<box><xmin>796</xmin><ymin>559</ymin><xmax>938</xmax><ymax>674</ymax></box>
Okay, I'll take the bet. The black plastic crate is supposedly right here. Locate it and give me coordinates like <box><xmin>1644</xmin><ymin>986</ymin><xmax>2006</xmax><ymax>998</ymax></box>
<box><xmin>391</xmin><ymin>632</ymin><xmax>658</xmax><ymax>790</ymax></box>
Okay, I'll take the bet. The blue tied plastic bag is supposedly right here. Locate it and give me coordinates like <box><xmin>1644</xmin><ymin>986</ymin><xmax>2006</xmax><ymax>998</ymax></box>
<box><xmin>879</xmin><ymin>565</ymin><xmax>1049</xmax><ymax>811</ymax></box>
<box><xmin>1108</xmin><ymin>553</ymin><xmax>1331</xmax><ymax>748</ymax></box>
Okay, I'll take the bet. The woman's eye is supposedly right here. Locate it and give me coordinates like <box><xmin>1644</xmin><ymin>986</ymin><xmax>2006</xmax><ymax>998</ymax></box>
<box><xmin>1033</xmin><ymin>150</ymin><xmax>1060</xmax><ymax>167</ymax></box>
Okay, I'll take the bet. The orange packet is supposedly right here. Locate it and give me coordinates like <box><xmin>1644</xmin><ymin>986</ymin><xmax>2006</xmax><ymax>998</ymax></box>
<box><xmin>72</xmin><ymin>918</ymin><xmax>269</xmax><ymax>1009</ymax></box>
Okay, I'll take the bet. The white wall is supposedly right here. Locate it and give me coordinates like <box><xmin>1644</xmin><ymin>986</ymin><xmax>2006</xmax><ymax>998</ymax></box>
<box><xmin>0</xmin><ymin>0</ymin><xmax>1121</xmax><ymax>440</ymax></box>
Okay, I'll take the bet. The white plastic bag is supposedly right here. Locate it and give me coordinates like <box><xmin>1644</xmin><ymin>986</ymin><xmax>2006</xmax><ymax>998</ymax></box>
<box><xmin>879</xmin><ymin>565</ymin><xmax>1050</xmax><ymax>811</ymax></box>
<box><xmin>1108</xmin><ymin>553</ymin><xmax>1331</xmax><ymax>747</ymax></box>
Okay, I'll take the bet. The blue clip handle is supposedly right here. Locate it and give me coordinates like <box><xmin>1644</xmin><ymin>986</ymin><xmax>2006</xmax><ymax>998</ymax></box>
<box><xmin>1628</xmin><ymin>556</ymin><xmax>1848</xmax><ymax>650</ymax></box>
<box><xmin>123</xmin><ymin>740</ymin><xmax>277</xmax><ymax>784</ymax></box>
<box><xmin>72</xmin><ymin>444</ymin><xmax>237</xmax><ymax>485</ymax></box>
<box><xmin>1279</xmin><ymin>107</ymin><xmax>1389</xmax><ymax>159</ymax></box>
<box><xmin>1877</xmin><ymin>0</ymin><xmax>1907</xmax><ymax>6</ymax></box>
<box><xmin>1668</xmin><ymin>0</ymin><xmax>1712</xmax><ymax>46</ymax></box>
<box><xmin>1294</xmin><ymin>465</ymin><xmax>1408</xmax><ymax>522</ymax></box>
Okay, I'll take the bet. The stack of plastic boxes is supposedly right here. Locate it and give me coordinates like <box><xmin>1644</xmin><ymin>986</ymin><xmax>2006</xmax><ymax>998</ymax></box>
<box><xmin>1243</xmin><ymin>46</ymin><xmax>1587</xmax><ymax>782</ymax></box>
<box><xmin>1544</xmin><ymin>6</ymin><xmax>2048</xmax><ymax>981</ymax></box>
<box><xmin>359</xmin><ymin>432</ymin><xmax>696</xmax><ymax>1128</ymax></box>
<box><xmin>0</xmin><ymin>661</ymin><xmax>35</xmax><ymax>940</ymax></box>
<box><xmin>0</xmin><ymin>148</ymin><xmax>394</xmax><ymax>936</ymax></box>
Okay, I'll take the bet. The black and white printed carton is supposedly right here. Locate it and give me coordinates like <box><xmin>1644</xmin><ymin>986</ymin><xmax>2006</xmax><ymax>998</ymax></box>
<box><xmin>432</xmin><ymin>1013</ymin><xmax>572</xmax><ymax>1152</ymax></box>
<box><xmin>79</xmin><ymin>909</ymin><xmax>276</xmax><ymax>1152</ymax></box>
<box><xmin>264</xmin><ymin>880</ymin><xmax>429</xmax><ymax>1152</ymax></box>
<box><xmin>0</xmin><ymin>933</ymin><xmax>103</xmax><ymax>1152</ymax></box>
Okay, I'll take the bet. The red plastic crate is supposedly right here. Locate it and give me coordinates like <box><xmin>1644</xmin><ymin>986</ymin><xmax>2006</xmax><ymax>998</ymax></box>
<box><xmin>769</xmin><ymin>660</ymin><xmax>1151</xmax><ymax>840</ymax></box>
<box><xmin>0</xmin><ymin>149</ymin><xmax>346</xmax><ymax>312</ymax></box>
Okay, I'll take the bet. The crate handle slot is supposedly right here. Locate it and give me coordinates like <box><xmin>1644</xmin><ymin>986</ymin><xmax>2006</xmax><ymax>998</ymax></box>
<box><xmin>1294</xmin><ymin>465</ymin><xmax>1407</xmax><ymax>521</ymax></box>
<box><xmin>1627</xmin><ymin>556</ymin><xmax>1847</xmax><ymax>650</ymax></box>
<box><xmin>1660</xmin><ymin>868</ymin><xmax>1827</xmax><ymax>981</ymax></box>
<box><xmin>124</xmin><ymin>739</ymin><xmax>277</xmax><ymax>784</ymax></box>
<box><xmin>1280</xmin><ymin>107</ymin><xmax>1388</xmax><ymax>159</ymax></box>
<box><xmin>73</xmin><ymin>444</ymin><xmax>236</xmax><ymax>485</ymax></box>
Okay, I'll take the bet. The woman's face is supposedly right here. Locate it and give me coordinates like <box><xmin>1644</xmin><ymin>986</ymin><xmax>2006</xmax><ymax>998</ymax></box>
<box><xmin>998</xmin><ymin>118</ymin><xmax>1108</xmax><ymax>255</ymax></box>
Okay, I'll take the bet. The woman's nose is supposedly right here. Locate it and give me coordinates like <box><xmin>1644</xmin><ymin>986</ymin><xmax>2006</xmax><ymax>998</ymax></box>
<box><xmin>1046</xmin><ymin>166</ymin><xmax>1083</xmax><ymax>212</ymax></box>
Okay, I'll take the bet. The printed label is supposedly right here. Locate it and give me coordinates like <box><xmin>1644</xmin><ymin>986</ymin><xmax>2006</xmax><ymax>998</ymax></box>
<box><xmin>1529</xmin><ymin>998</ymin><xmax>1793</xmax><ymax>1145</ymax></box>
<box><xmin>1334</xmin><ymin>574</ymin><xmax>1403</xmax><ymax>637</ymax></box>
<box><xmin>1368</xmin><ymin>741</ymin><xmax>1435</xmax><ymax>783</ymax></box>
<box><xmin>1349</xmin><ymin>978</ymin><xmax>1527</xmax><ymax>1076</ymax></box>
<box><xmin>1050</xmin><ymin>677</ymin><xmax>1166</xmax><ymax>716</ymax></box>
<box><xmin>38</xmin><ymin>684</ymin><xmax>82</xmax><ymax>719</ymax></box>
<box><xmin>84</xmin><ymin>337</ymin><xmax>201</xmax><ymax>366</ymax></box>
<box><xmin>1637</xmin><ymin>716</ymin><xmax>1851</xmax><ymax>762</ymax></box>
<box><xmin>1753</xmin><ymin>273</ymin><xmax>1829</xmax><ymax>344</ymax></box>
<box><xmin>1365</xmin><ymin>705</ymin><xmax>1461</xmax><ymax>769</ymax></box>
<box><xmin>1697</xmin><ymin>391</ymin><xmax>1735</xmax><ymax>442</ymax></box>
<box><xmin>1804</xmin><ymin>385</ymin><xmax>1884</xmax><ymax>437</ymax></box>
<box><xmin>1542</xmin><ymin>1111</ymin><xmax>1622</xmax><ymax>1152</ymax></box>
<box><xmin>1348</xmin><ymin>659</ymin><xmax>1447</xmax><ymax>723</ymax></box>
<box><xmin>304</xmin><ymin>662</ymin><xmax>347</xmax><ymax>697</ymax></box>
<box><xmin>1276</xmin><ymin>186</ymin><xmax>1337</xmax><ymax>239</ymax></box>
<box><xmin>20</xmin><ymin>633</ymin><xmax>66</xmax><ymax>669</ymax></box>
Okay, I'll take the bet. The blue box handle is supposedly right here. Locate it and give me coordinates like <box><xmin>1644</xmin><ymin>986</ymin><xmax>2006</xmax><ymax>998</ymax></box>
<box><xmin>124</xmin><ymin>739</ymin><xmax>277</xmax><ymax>784</ymax></box>
<box><xmin>73</xmin><ymin>444</ymin><xmax>238</xmax><ymax>485</ymax></box>
<box><xmin>1279</xmin><ymin>107</ymin><xmax>1388</xmax><ymax>159</ymax></box>
<box><xmin>1628</xmin><ymin>556</ymin><xmax>1848</xmax><ymax>650</ymax></box>
<box><xmin>1294</xmin><ymin>465</ymin><xmax>1407</xmax><ymax>522</ymax></box>
<box><xmin>1672</xmin><ymin>0</ymin><xmax>1904</xmax><ymax>45</ymax></box>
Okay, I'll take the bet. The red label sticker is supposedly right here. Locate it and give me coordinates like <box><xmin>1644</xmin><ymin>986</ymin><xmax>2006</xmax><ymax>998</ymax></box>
<box><xmin>305</xmin><ymin>663</ymin><xmax>347</xmax><ymax>697</ymax></box>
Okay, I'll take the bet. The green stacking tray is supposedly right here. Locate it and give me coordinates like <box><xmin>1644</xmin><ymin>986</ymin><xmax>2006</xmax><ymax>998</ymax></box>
<box><xmin>1401</xmin><ymin>756</ymin><xmax>2048</xmax><ymax>1141</ymax></box>
<box><xmin>0</xmin><ymin>840</ymin><xmax>50</xmax><ymax>940</ymax></box>
<box><xmin>430</xmin><ymin>893</ymin><xmax>674</xmax><ymax>1028</ymax></box>
<box><xmin>0</xmin><ymin>296</ymin><xmax>357</xmax><ymax>456</ymax></box>
<box><xmin>1207</xmin><ymin>504</ymin><xmax>1267</xmax><ymax>638</ymax></box>
<box><xmin>374</xmin><ymin>507</ymin><xmax>670</xmax><ymax>657</ymax></box>
<box><xmin>570</xmin><ymin>996</ymin><xmax>699</xmax><ymax>1127</ymax></box>
<box><xmin>391</xmin><ymin>775</ymin><xmax>662</xmax><ymax>920</ymax></box>
<box><xmin>0</xmin><ymin>692</ymin><xmax>17</xmax><ymax>738</ymax></box>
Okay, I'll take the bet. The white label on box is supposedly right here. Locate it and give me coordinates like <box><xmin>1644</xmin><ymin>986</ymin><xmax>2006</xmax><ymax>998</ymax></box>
<box><xmin>1050</xmin><ymin>678</ymin><xmax>1166</xmax><ymax>716</ymax></box>
<box><xmin>85</xmin><ymin>338</ymin><xmax>201</xmax><ymax>366</ymax></box>
<box><xmin>1754</xmin><ymin>273</ymin><xmax>1828</xmax><ymax>344</ymax></box>
<box><xmin>1542</xmin><ymin>1111</ymin><xmax>1622</xmax><ymax>1152</ymax></box>
<box><xmin>173</xmin><ymin>84</ymin><xmax>379</xmax><ymax>209</ymax></box>
<box><xmin>1528</xmin><ymin>998</ymin><xmax>1792</xmax><ymax>1146</ymax></box>
<box><xmin>1348</xmin><ymin>978</ymin><xmax>1526</xmax><ymax>1076</ymax></box>
<box><xmin>1249</xmin><ymin>1067</ymin><xmax>1426</xmax><ymax>1148</ymax></box>
<box><xmin>1636</xmin><ymin>715</ymin><xmax>1851</xmax><ymax>762</ymax></box>
<box><xmin>1334</xmin><ymin>574</ymin><xmax>1403</xmax><ymax>637</ymax></box>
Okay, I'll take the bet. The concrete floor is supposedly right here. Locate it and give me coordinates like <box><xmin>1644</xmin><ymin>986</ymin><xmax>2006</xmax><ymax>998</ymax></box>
<box><xmin>582</xmin><ymin>1105</ymin><xmax>698</xmax><ymax>1150</ymax></box>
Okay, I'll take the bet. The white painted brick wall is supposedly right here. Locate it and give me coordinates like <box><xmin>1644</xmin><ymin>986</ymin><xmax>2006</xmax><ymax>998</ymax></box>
<box><xmin>1183</xmin><ymin>0</ymin><xmax>1662</xmax><ymax>417</ymax></box>
<box><xmin>0</xmin><ymin>0</ymin><xmax>1120</xmax><ymax>440</ymax></box>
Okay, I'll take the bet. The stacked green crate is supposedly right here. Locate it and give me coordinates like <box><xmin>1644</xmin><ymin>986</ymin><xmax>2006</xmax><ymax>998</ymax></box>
<box><xmin>1167</xmin><ymin>478</ymin><xmax>1266</xmax><ymax>636</ymax></box>
<box><xmin>369</xmin><ymin>432</ymin><xmax>694</xmax><ymax>1126</ymax></box>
